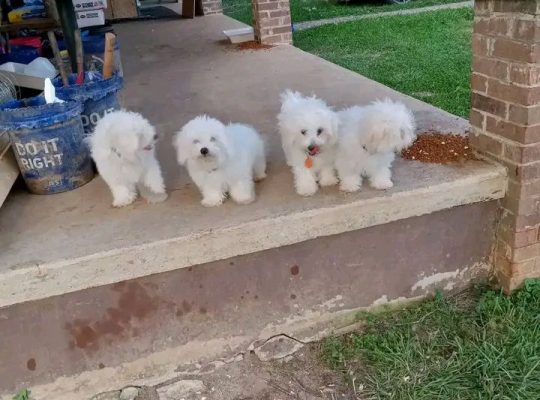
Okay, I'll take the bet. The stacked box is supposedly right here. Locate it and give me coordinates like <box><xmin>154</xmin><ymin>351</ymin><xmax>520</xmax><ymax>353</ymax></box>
<box><xmin>73</xmin><ymin>0</ymin><xmax>107</xmax><ymax>28</ymax></box>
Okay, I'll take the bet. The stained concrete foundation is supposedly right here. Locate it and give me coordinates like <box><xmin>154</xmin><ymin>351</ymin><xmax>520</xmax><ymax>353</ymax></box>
<box><xmin>1</xmin><ymin>201</ymin><xmax>497</xmax><ymax>398</ymax></box>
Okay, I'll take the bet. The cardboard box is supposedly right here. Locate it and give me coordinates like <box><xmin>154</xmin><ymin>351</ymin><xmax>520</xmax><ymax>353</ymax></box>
<box><xmin>72</xmin><ymin>0</ymin><xmax>107</xmax><ymax>12</ymax></box>
<box><xmin>0</xmin><ymin>133</ymin><xmax>19</xmax><ymax>209</ymax></box>
<box><xmin>76</xmin><ymin>9</ymin><xmax>105</xmax><ymax>28</ymax></box>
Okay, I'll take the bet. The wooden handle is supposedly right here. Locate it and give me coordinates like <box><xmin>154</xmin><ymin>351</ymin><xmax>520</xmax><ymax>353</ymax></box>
<box><xmin>102</xmin><ymin>33</ymin><xmax>116</xmax><ymax>80</ymax></box>
<box><xmin>74</xmin><ymin>29</ymin><xmax>84</xmax><ymax>85</ymax></box>
<box><xmin>47</xmin><ymin>31</ymin><xmax>69</xmax><ymax>87</ymax></box>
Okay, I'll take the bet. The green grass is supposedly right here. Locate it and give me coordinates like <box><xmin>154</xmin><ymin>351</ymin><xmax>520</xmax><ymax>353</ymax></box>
<box><xmin>223</xmin><ymin>0</ymin><xmax>466</xmax><ymax>25</ymax></box>
<box><xmin>321</xmin><ymin>279</ymin><xmax>540</xmax><ymax>399</ymax></box>
<box><xmin>294</xmin><ymin>8</ymin><xmax>473</xmax><ymax>117</ymax></box>
<box><xmin>12</xmin><ymin>389</ymin><xmax>30</xmax><ymax>400</ymax></box>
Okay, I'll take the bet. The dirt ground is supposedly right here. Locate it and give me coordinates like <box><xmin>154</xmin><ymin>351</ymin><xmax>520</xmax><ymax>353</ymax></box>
<box><xmin>156</xmin><ymin>344</ymin><xmax>355</xmax><ymax>400</ymax></box>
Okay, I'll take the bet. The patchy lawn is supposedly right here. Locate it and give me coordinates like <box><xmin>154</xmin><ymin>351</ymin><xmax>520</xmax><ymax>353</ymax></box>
<box><xmin>223</xmin><ymin>0</ymin><xmax>467</xmax><ymax>25</ymax></box>
<box><xmin>321</xmin><ymin>279</ymin><xmax>540</xmax><ymax>399</ymax></box>
<box><xmin>294</xmin><ymin>8</ymin><xmax>473</xmax><ymax>117</ymax></box>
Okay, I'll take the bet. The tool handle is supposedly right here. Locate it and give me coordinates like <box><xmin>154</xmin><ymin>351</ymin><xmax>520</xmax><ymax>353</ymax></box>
<box><xmin>47</xmin><ymin>31</ymin><xmax>69</xmax><ymax>87</ymax></box>
<box><xmin>102</xmin><ymin>33</ymin><xmax>116</xmax><ymax>80</ymax></box>
<box><xmin>74</xmin><ymin>29</ymin><xmax>84</xmax><ymax>85</ymax></box>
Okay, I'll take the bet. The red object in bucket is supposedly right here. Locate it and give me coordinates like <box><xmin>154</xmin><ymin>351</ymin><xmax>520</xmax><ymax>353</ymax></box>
<box><xmin>10</xmin><ymin>37</ymin><xmax>42</xmax><ymax>49</ymax></box>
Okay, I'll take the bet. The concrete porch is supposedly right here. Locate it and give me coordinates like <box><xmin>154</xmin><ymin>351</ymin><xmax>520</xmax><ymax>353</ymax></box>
<box><xmin>0</xmin><ymin>15</ymin><xmax>506</xmax><ymax>399</ymax></box>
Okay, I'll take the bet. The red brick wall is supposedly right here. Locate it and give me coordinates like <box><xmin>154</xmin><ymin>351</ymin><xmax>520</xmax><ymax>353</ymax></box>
<box><xmin>470</xmin><ymin>0</ymin><xmax>540</xmax><ymax>291</ymax></box>
<box><xmin>252</xmin><ymin>0</ymin><xmax>292</xmax><ymax>45</ymax></box>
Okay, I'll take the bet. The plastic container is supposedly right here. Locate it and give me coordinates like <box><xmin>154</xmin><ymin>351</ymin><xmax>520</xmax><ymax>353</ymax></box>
<box><xmin>0</xmin><ymin>97</ymin><xmax>94</xmax><ymax>194</ymax></box>
<box><xmin>54</xmin><ymin>72</ymin><xmax>123</xmax><ymax>136</ymax></box>
<box><xmin>24</xmin><ymin>57</ymin><xmax>57</xmax><ymax>78</ymax></box>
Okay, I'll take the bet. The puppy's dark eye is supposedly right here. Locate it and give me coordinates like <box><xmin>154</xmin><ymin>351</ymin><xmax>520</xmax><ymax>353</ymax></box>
<box><xmin>193</xmin><ymin>139</ymin><xmax>200</xmax><ymax>144</ymax></box>
<box><xmin>301</xmin><ymin>129</ymin><xmax>307</xmax><ymax>135</ymax></box>
<box><xmin>153</xmin><ymin>134</ymin><xmax>159</xmax><ymax>141</ymax></box>
<box><xmin>362</xmin><ymin>145</ymin><xmax>367</xmax><ymax>151</ymax></box>
<box><xmin>210</xmin><ymin>137</ymin><xmax>216</xmax><ymax>142</ymax></box>
<box><xmin>317</xmin><ymin>128</ymin><xmax>323</xmax><ymax>136</ymax></box>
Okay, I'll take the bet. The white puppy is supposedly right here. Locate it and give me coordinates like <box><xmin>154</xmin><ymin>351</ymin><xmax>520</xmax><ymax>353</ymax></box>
<box><xmin>174</xmin><ymin>115</ymin><xmax>266</xmax><ymax>207</ymax></box>
<box><xmin>89</xmin><ymin>110</ymin><xmax>167</xmax><ymax>207</ymax></box>
<box><xmin>336</xmin><ymin>99</ymin><xmax>416</xmax><ymax>192</ymax></box>
<box><xmin>277</xmin><ymin>90</ymin><xmax>340</xmax><ymax>196</ymax></box>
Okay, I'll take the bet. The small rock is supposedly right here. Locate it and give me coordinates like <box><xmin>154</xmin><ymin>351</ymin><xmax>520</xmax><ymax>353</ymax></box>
<box><xmin>175</xmin><ymin>363</ymin><xmax>202</xmax><ymax>375</ymax></box>
<box><xmin>119</xmin><ymin>387</ymin><xmax>139</xmax><ymax>400</ymax></box>
<box><xmin>199</xmin><ymin>360</ymin><xmax>225</xmax><ymax>374</ymax></box>
<box><xmin>90</xmin><ymin>390</ymin><xmax>121</xmax><ymax>400</ymax></box>
<box><xmin>254</xmin><ymin>335</ymin><xmax>304</xmax><ymax>362</ymax></box>
<box><xmin>157</xmin><ymin>380</ymin><xmax>205</xmax><ymax>400</ymax></box>
<box><xmin>134</xmin><ymin>387</ymin><xmax>159</xmax><ymax>400</ymax></box>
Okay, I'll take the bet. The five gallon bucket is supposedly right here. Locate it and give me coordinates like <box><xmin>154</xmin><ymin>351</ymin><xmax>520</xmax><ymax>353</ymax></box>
<box><xmin>0</xmin><ymin>97</ymin><xmax>94</xmax><ymax>194</ymax></box>
<box><xmin>54</xmin><ymin>72</ymin><xmax>123</xmax><ymax>137</ymax></box>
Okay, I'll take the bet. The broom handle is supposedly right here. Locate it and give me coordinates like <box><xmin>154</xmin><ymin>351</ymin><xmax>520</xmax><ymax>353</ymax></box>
<box><xmin>47</xmin><ymin>31</ymin><xmax>69</xmax><ymax>87</ymax></box>
<box><xmin>102</xmin><ymin>33</ymin><xmax>116</xmax><ymax>80</ymax></box>
<box><xmin>74</xmin><ymin>29</ymin><xmax>84</xmax><ymax>84</ymax></box>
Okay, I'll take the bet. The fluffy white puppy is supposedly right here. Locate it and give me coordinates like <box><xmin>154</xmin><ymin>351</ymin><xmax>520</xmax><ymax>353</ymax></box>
<box><xmin>277</xmin><ymin>90</ymin><xmax>340</xmax><ymax>196</ymax></box>
<box><xmin>174</xmin><ymin>115</ymin><xmax>266</xmax><ymax>207</ymax></box>
<box><xmin>336</xmin><ymin>99</ymin><xmax>416</xmax><ymax>192</ymax></box>
<box><xmin>89</xmin><ymin>110</ymin><xmax>167</xmax><ymax>207</ymax></box>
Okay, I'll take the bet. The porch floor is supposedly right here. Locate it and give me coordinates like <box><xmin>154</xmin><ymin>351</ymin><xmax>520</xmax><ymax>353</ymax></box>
<box><xmin>0</xmin><ymin>15</ymin><xmax>505</xmax><ymax>308</ymax></box>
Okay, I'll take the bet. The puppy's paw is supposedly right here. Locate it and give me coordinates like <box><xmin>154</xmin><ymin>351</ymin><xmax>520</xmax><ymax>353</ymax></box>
<box><xmin>112</xmin><ymin>188</ymin><xmax>137</xmax><ymax>207</ymax></box>
<box><xmin>113</xmin><ymin>195</ymin><xmax>137</xmax><ymax>207</ymax></box>
<box><xmin>148</xmin><ymin>183</ymin><xmax>166</xmax><ymax>194</ymax></box>
<box><xmin>370</xmin><ymin>177</ymin><xmax>393</xmax><ymax>190</ymax></box>
<box><xmin>339</xmin><ymin>177</ymin><xmax>361</xmax><ymax>193</ymax></box>
<box><xmin>201</xmin><ymin>195</ymin><xmax>224</xmax><ymax>207</ymax></box>
<box><xmin>296</xmin><ymin>180</ymin><xmax>318</xmax><ymax>196</ymax></box>
<box><xmin>254</xmin><ymin>172</ymin><xmax>267</xmax><ymax>182</ymax></box>
<box><xmin>319</xmin><ymin>173</ymin><xmax>338</xmax><ymax>187</ymax></box>
<box><xmin>231</xmin><ymin>182</ymin><xmax>255</xmax><ymax>204</ymax></box>
<box><xmin>233</xmin><ymin>193</ymin><xmax>255</xmax><ymax>205</ymax></box>
<box><xmin>145</xmin><ymin>191</ymin><xmax>168</xmax><ymax>204</ymax></box>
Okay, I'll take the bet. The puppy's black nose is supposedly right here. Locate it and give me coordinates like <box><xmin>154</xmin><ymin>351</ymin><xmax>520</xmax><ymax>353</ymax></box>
<box><xmin>307</xmin><ymin>144</ymin><xmax>315</xmax><ymax>151</ymax></box>
<box><xmin>200</xmin><ymin>147</ymin><xmax>209</xmax><ymax>156</ymax></box>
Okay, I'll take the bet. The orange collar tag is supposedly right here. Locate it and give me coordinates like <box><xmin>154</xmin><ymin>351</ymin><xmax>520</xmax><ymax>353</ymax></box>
<box><xmin>304</xmin><ymin>157</ymin><xmax>313</xmax><ymax>169</ymax></box>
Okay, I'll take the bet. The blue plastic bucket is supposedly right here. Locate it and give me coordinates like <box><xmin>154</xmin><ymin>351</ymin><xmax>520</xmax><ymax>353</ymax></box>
<box><xmin>54</xmin><ymin>73</ymin><xmax>123</xmax><ymax>137</ymax></box>
<box><xmin>58</xmin><ymin>32</ymin><xmax>124</xmax><ymax>77</ymax></box>
<box><xmin>0</xmin><ymin>97</ymin><xmax>94</xmax><ymax>194</ymax></box>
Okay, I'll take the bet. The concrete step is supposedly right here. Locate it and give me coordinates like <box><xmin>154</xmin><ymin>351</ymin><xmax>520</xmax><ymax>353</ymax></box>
<box><xmin>0</xmin><ymin>158</ymin><xmax>505</xmax><ymax>309</ymax></box>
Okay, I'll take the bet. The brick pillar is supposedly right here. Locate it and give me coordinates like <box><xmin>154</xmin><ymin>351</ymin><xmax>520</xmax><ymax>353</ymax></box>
<box><xmin>470</xmin><ymin>0</ymin><xmax>540</xmax><ymax>291</ymax></box>
<box><xmin>202</xmin><ymin>0</ymin><xmax>222</xmax><ymax>15</ymax></box>
<box><xmin>252</xmin><ymin>0</ymin><xmax>292</xmax><ymax>45</ymax></box>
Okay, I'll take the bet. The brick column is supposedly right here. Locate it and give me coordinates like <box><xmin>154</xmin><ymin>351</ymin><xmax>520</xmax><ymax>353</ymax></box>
<box><xmin>202</xmin><ymin>0</ymin><xmax>222</xmax><ymax>15</ymax></box>
<box><xmin>470</xmin><ymin>0</ymin><xmax>540</xmax><ymax>291</ymax></box>
<box><xmin>252</xmin><ymin>0</ymin><xmax>292</xmax><ymax>45</ymax></box>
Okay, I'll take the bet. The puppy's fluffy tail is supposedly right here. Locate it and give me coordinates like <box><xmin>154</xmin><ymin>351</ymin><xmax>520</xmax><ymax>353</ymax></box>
<box><xmin>361</xmin><ymin>99</ymin><xmax>416</xmax><ymax>154</ymax></box>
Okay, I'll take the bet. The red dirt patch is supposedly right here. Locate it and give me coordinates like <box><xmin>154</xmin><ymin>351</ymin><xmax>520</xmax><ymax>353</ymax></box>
<box><xmin>402</xmin><ymin>132</ymin><xmax>474</xmax><ymax>164</ymax></box>
<box><xmin>236</xmin><ymin>41</ymin><xmax>274</xmax><ymax>51</ymax></box>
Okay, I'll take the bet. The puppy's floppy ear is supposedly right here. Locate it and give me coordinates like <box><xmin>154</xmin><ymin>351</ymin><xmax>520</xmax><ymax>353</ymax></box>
<box><xmin>215</xmin><ymin>121</ymin><xmax>233</xmax><ymax>159</ymax></box>
<box><xmin>327</xmin><ymin>109</ymin><xmax>340</xmax><ymax>143</ymax></box>
<box><xmin>316</xmin><ymin>108</ymin><xmax>340</xmax><ymax>144</ymax></box>
<box><xmin>174</xmin><ymin>130</ymin><xmax>189</xmax><ymax>165</ymax></box>
<box><xmin>115</xmin><ymin>130</ymin><xmax>140</xmax><ymax>158</ymax></box>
